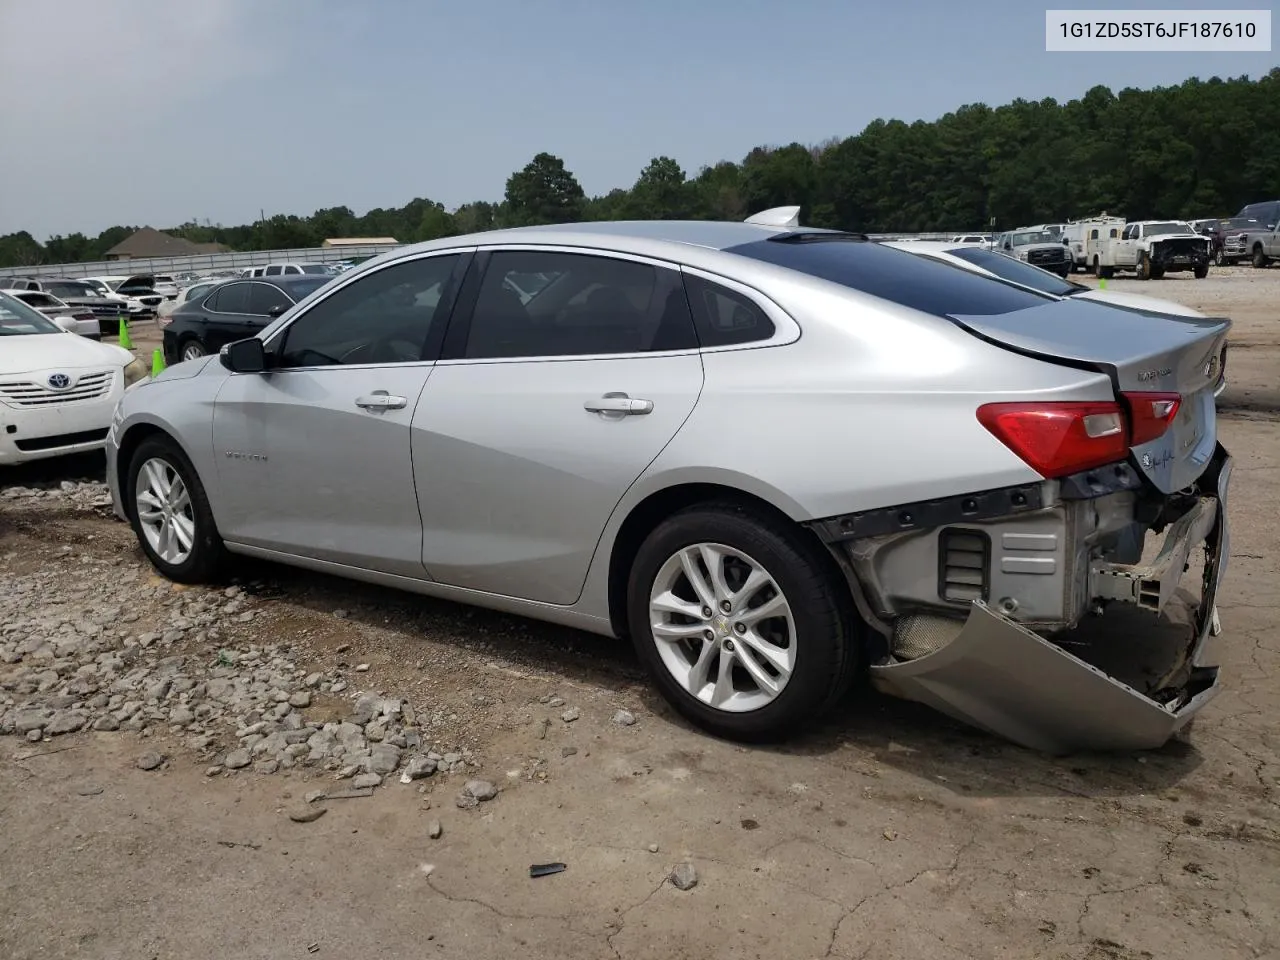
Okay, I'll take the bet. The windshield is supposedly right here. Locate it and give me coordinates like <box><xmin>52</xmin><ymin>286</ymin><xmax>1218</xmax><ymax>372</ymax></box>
<box><xmin>947</xmin><ymin>247</ymin><xmax>1082</xmax><ymax>296</ymax></box>
<box><xmin>45</xmin><ymin>281</ymin><xmax>94</xmax><ymax>298</ymax></box>
<box><xmin>0</xmin><ymin>292</ymin><xmax>62</xmax><ymax>336</ymax></box>
<box><xmin>1144</xmin><ymin>222</ymin><xmax>1192</xmax><ymax>236</ymax></box>
<box><xmin>1011</xmin><ymin>231</ymin><xmax>1056</xmax><ymax>246</ymax></box>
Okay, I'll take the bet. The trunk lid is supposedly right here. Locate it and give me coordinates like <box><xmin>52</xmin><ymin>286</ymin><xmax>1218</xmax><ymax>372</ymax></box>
<box><xmin>949</xmin><ymin>298</ymin><xmax>1229</xmax><ymax>494</ymax></box>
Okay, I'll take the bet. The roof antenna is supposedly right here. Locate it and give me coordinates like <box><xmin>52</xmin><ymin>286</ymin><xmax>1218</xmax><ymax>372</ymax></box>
<box><xmin>744</xmin><ymin>205</ymin><xmax>802</xmax><ymax>228</ymax></box>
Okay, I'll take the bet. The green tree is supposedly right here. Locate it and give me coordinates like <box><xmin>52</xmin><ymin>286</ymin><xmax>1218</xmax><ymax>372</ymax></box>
<box><xmin>624</xmin><ymin>156</ymin><xmax>694</xmax><ymax>219</ymax></box>
<box><xmin>504</xmin><ymin>152</ymin><xmax>586</xmax><ymax>226</ymax></box>
<box><xmin>0</xmin><ymin>231</ymin><xmax>45</xmax><ymax>266</ymax></box>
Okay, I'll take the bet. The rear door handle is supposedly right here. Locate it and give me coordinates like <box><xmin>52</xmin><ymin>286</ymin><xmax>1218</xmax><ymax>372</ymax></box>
<box><xmin>355</xmin><ymin>391</ymin><xmax>407</xmax><ymax>411</ymax></box>
<box><xmin>584</xmin><ymin>394</ymin><xmax>653</xmax><ymax>416</ymax></box>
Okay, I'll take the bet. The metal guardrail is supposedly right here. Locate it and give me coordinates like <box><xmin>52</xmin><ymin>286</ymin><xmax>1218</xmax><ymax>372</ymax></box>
<box><xmin>0</xmin><ymin>231</ymin><xmax>988</xmax><ymax>281</ymax></box>
<box><xmin>0</xmin><ymin>243</ymin><xmax>402</xmax><ymax>281</ymax></box>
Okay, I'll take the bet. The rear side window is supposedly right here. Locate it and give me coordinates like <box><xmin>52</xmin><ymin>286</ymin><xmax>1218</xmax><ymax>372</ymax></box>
<box><xmin>727</xmin><ymin>237</ymin><xmax>1052</xmax><ymax>318</ymax></box>
<box><xmin>683</xmin><ymin>274</ymin><xmax>775</xmax><ymax>346</ymax></box>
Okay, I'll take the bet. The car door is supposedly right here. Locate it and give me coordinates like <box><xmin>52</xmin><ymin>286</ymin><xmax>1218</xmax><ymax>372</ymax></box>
<box><xmin>198</xmin><ymin>282</ymin><xmax>260</xmax><ymax>352</ymax></box>
<box><xmin>210</xmin><ymin>251</ymin><xmax>469</xmax><ymax>575</ymax></box>
<box><xmin>412</xmin><ymin>247</ymin><xmax>705</xmax><ymax>606</ymax></box>
<box><xmin>1115</xmin><ymin>225</ymin><xmax>1138</xmax><ymax>266</ymax></box>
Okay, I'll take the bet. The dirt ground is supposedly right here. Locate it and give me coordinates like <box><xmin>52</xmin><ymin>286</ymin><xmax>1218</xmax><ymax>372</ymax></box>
<box><xmin>2</xmin><ymin>269</ymin><xmax>1278</xmax><ymax>960</ymax></box>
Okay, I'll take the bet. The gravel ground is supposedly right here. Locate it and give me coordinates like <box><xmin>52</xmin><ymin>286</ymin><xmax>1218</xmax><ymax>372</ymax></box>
<box><xmin>2</xmin><ymin>269</ymin><xmax>1279</xmax><ymax>960</ymax></box>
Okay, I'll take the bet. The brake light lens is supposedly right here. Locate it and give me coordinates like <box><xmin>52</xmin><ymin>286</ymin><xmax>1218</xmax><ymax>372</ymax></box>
<box><xmin>977</xmin><ymin>402</ymin><xmax>1129</xmax><ymax>477</ymax></box>
<box><xmin>1123</xmin><ymin>391</ymin><xmax>1180</xmax><ymax>446</ymax></box>
<box><xmin>977</xmin><ymin>391</ymin><xmax>1182</xmax><ymax>479</ymax></box>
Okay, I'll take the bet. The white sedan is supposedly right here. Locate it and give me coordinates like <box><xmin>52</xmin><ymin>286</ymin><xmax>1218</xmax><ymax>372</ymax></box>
<box><xmin>3</xmin><ymin>288</ymin><xmax>103</xmax><ymax>339</ymax></box>
<box><xmin>0</xmin><ymin>292</ymin><xmax>149</xmax><ymax>465</ymax></box>
<box><xmin>882</xmin><ymin>240</ymin><xmax>1207</xmax><ymax>317</ymax></box>
<box><xmin>157</xmin><ymin>278</ymin><xmax>221</xmax><ymax>323</ymax></box>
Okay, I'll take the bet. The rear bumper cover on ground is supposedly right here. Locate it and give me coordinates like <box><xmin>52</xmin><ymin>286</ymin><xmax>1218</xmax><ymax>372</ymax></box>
<box><xmin>871</xmin><ymin>450</ymin><xmax>1232</xmax><ymax>755</ymax></box>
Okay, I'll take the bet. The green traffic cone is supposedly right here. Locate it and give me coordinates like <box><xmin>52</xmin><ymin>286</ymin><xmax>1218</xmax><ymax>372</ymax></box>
<box><xmin>151</xmin><ymin>348</ymin><xmax>166</xmax><ymax>377</ymax></box>
<box><xmin>1098</xmin><ymin>278</ymin><xmax>1107</xmax><ymax>290</ymax></box>
<box><xmin>118</xmin><ymin>316</ymin><xmax>133</xmax><ymax>350</ymax></box>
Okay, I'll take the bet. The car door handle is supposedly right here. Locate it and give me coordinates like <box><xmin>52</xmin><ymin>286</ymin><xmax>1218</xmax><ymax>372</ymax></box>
<box><xmin>584</xmin><ymin>395</ymin><xmax>653</xmax><ymax>416</ymax></box>
<box><xmin>355</xmin><ymin>392</ymin><xmax>407</xmax><ymax>411</ymax></box>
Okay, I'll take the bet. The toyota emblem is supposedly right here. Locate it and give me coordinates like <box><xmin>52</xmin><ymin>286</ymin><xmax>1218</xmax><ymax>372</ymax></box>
<box><xmin>47</xmin><ymin>373</ymin><xmax>71</xmax><ymax>389</ymax></box>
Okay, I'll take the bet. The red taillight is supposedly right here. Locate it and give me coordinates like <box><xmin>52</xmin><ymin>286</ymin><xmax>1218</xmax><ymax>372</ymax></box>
<box><xmin>977</xmin><ymin>402</ymin><xmax>1129</xmax><ymax>478</ymax></box>
<box><xmin>1122</xmin><ymin>391</ymin><xmax>1180</xmax><ymax>446</ymax></box>
<box><xmin>977</xmin><ymin>391</ymin><xmax>1182</xmax><ymax>478</ymax></box>
<box><xmin>74</xmin><ymin>311</ymin><xmax>96</xmax><ymax>322</ymax></box>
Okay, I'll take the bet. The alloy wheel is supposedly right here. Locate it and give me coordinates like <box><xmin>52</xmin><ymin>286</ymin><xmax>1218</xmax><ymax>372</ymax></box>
<box><xmin>648</xmin><ymin>542</ymin><xmax>796</xmax><ymax>713</ymax></box>
<box><xmin>181</xmin><ymin>341</ymin><xmax>206</xmax><ymax>361</ymax></box>
<box><xmin>134</xmin><ymin>457</ymin><xmax>196</xmax><ymax>565</ymax></box>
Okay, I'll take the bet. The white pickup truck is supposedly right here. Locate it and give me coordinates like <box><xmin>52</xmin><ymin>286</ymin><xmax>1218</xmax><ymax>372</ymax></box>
<box><xmin>1094</xmin><ymin>220</ymin><xmax>1211</xmax><ymax>280</ymax></box>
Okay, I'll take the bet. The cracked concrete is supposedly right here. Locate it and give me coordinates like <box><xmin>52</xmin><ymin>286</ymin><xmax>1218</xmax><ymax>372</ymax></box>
<box><xmin>1</xmin><ymin>272</ymin><xmax>1279</xmax><ymax>959</ymax></box>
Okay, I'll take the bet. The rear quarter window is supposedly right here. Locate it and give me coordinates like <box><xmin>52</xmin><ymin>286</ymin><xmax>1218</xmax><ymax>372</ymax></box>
<box><xmin>727</xmin><ymin>237</ymin><xmax>1052</xmax><ymax>318</ymax></box>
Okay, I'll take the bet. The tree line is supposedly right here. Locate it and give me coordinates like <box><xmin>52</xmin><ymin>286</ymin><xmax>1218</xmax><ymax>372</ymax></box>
<box><xmin>2</xmin><ymin>70</ymin><xmax>1277</xmax><ymax>269</ymax></box>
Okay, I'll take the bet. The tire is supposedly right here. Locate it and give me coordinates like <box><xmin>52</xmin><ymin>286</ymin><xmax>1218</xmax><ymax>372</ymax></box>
<box><xmin>1136</xmin><ymin>253</ymin><xmax>1151</xmax><ymax>281</ymax></box>
<box><xmin>1253</xmin><ymin>246</ymin><xmax>1269</xmax><ymax>269</ymax></box>
<box><xmin>1150</xmin><ymin>263</ymin><xmax>1165</xmax><ymax>280</ymax></box>
<box><xmin>180</xmin><ymin>338</ymin><xmax>208</xmax><ymax>362</ymax></box>
<box><xmin>626</xmin><ymin>501</ymin><xmax>859</xmax><ymax>742</ymax></box>
<box><xmin>1091</xmin><ymin>257</ymin><xmax>1101</xmax><ymax>278</ymax></box>
<box><xmin>1099</xmin><ymin>264</ymin><xmax>1115</xmax><ymax>280</ymax></box>
<box><xmin>1214</xmin><ymin>248</ymin><xmax>1225</xmax><ymax>266</ymax></box>
<box><xmin>126</xmin><ymin>436</ymin><xmax>227</xmax><ymax>583</ymax></box>
<box><xmin>1194</xmin><ymin>262</ymin><xmax>1209</xmax><ymax>279</ymax></box>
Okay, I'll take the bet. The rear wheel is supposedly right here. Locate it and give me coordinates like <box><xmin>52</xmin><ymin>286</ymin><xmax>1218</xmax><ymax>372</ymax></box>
<box><xmin>180</xmin><ymin>338</ymin><xmax>207</xmax><ymax>361</ymax></box>
<box><xmin>627</xmin><ymin>502</ymin><xmax>859</xmax><ymax>741</ymax></box>
<box><xmin>127</xmin><ymin>436</ymin><xmax>226</xmax><ymax>583</ymax></box>
<box><xmin>1136</xmin><ymin>253</ymin><xmax>1151</xmax><ymax>281</ymax></box>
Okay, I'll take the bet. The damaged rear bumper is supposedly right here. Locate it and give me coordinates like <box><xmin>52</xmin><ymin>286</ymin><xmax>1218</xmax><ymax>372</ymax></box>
<box><xmin>869</xmin><ymin>452</ymin><xmax>1232</xmax><ymax>755</ymax></box>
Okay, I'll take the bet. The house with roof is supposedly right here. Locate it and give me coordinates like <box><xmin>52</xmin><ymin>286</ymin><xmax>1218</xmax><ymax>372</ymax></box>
<box><xmin>103</xmin><ymin>227</ymin><xmax>230</xmax><ymax>261</ymax></box>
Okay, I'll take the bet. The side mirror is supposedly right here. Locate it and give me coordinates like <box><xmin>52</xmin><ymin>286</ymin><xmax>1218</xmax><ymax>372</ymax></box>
<box><xmin>53</xmin><ymin>317</ymin><xmax>77</xmax><ymax>333</ymax></box>
<box><xmin>220</xmin><ymin>337</ymin><xmax>266</xmax><ymax>373</ymax></box>
<box><xmin>266</xmin><ymin>304</ymin><xmax>289</xmax><ymax>318</ymax></box>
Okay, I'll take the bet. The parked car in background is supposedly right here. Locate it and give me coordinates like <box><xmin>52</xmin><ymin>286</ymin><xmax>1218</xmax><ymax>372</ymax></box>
<box><xmin>242</xmin><ymin>262</ymin><xmax>335</xmax><ymax>277</ymax></box>
<box><xmin>1</xmin><ymin>277</ymin><xmax>128</xmax><ymax>320</ymax></box>
<box><xmin>151</xmin><ymin>275</ymin><xmax>180</xmax><ymax>299</ymax></box>
<box><xmin>80</xmin><ymin>277</ymin><xmax>150</xmax><ymax>317</ymax></box>
<box><xmin>157</xmin><ymin>279</ymin><xmax>222</xmax><ymax>324</ymax></box>
<box><xmin>996</xmin><ymin>229</ymin><xmax>1072</xmax><ymax>276</ymax></box>
<box><xmin>882</xmin><ymin>241</ymin><xmax>1212</xmax><ymax>318</ymax></box>
<box><xmin>1216</xmin><ymin>218</ymin><xmax>1263</xmax><ymax>265</ymax></box>
<box><xmin>2</xmin><ymin>289</ymin><xmax>102</xmax><ymax>339</ymax></box>
<box><xmin>1235</xmin><ymin>221</ymin><xmax>1280</xmax><ymax>268</ymax></box>
<box><xmin>1093</xmin><ymin>221</ymin><xmax>1211</xmax><ymax>280</ymax></box>
<box><xmin>162</xmin><ymin>275</ymin><xmax>333</xmax><ymax>362</ymax></box>
<box><xmin>108</xmin><ymin>213</ymin><xmax>1232</xmax><ymax>754</ymax></box>
<box><xmin>0</xmin><ymin>291</ymin><xmax>149</xmax><ymax>465</ymax></box>
<box><xmin>1235</xmin><ymin>199</ymin><xmax>1279</xmax><ymax>228</ymax></box>
<box><xmin>1062</xmin><ymin>215</ymin><xmax>1126</xmax><ymax>272</ymax></box>
<box><xmin>949</xmin><ymin>235</ymin><xmax>991</xmax><ymax>244</ymax></box>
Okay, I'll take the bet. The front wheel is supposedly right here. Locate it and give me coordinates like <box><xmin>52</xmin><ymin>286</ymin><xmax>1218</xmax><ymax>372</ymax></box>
<box><xmin>127</xmin><ymin>436</ymin><xmax>227</xmax><ymax>583</ymax></box>
<box><xmin>1194</xmin><ymin>262</ymin><xmax>1209</xmax><ymax>279</ymax></box>
<box><xmin>626</xmin><ymin>502</ymin><xmax>859</xmax><ymax>741</ymax></box>
<box><xmin>1253</xmin><ymin>247</ymin><xmax>1270</xmax><ymax>269</ymax></box>
<box><xmin>1136</xmin><ymin>253</ymin><xmax>1151</xmax><ymax>281</ymax></box>
<box><xmin>1214</xmin><ymin>248</ymin><xmax>1225</xmax><ymax>266</ymax></box>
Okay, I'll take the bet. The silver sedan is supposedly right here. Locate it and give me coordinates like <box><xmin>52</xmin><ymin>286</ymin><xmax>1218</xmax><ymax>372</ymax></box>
<box><xmin>105</xmin><ymin>212</ymin><xmax>1232</xmax><ymax>753</ymax></box>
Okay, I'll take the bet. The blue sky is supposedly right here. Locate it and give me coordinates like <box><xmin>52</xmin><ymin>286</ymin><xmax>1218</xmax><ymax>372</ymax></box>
<box><xmin>0</xmin><ymin>0</ymin><xmax>1273</xmax><ymax>239</ymax></box>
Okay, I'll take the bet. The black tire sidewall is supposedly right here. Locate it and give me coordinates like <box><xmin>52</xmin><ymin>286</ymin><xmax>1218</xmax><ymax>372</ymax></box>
<box><xmin>626</xmin><ymin>505</ymin><xmax>854</xmax><ymax>741</ymax></box>
<box><xmin>126</xmin><ymin>437</ymin><xmax>224</xmax><ymax>583</ymax></box>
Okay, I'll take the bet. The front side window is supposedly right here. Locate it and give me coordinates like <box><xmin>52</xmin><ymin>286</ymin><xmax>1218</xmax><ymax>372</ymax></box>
<box><xmin>277</xmin><ymin>254</ymin><xmax>460</xmax><ymax>368</ymax></box>
<box><xmin>264</xmin><ymin>265</ymin><xmax>283</xmax><ymax>276</ymax></box>
<box><xmin>463</xmin><ymin>250</ymin><xmax>696</xmax><ymax>359</ymax></box>
<box><xmin>728</xmin><ymin>236</ymin><xmax>1052</xmax><ymax>319</ymax></box>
